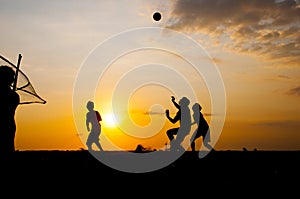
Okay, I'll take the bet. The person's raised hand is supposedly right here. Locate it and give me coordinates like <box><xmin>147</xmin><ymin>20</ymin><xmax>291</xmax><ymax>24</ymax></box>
<box><xmin>165</xmin><ymin>109</ymin><xmax>169</xmax><ymax>116</ymax></box>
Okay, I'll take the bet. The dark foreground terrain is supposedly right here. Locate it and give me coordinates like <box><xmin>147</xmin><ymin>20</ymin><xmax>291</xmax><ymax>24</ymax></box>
<box><xmin>1</xmin><ymin>150</ymin><xmax>299</xmax><ymax>196</ymax></box>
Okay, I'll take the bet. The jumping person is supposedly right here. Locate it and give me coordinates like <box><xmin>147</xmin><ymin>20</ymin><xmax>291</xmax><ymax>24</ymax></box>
<box><xmin>165</xmin><ymin>96</ymin><xmax>181</xmax><ymax>143</ymax></box>
<box><xmin>165</xmin><ymin>96</ymin><xmax>191</xmax><ymax>151</ymax></box>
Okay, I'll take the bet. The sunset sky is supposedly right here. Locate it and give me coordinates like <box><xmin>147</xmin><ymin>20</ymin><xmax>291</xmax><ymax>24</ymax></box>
<box><xmin>1</xmin><ymin>0</ymin><xmax>299</xmax><ymax>151</ymax></box>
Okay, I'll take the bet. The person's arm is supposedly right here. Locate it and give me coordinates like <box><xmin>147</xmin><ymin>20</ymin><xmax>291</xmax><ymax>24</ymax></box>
<box><xmin>191</xmin><ymin>113</ymin><xmax>200</xmax><ymax>125</ymax></box>
<box><xmin>166</xmin><ymin>109</ymin><xmax>180</xmax><ymax>124</ymax></box>
<box><xmin>171</xmin><ymin>96</ymin><xmax>180</xmax><ymax>109</ymax></box>
<box><xmin>86</xmin><ymin>114</ymin><xmax>90</xmax><ymax>132</ymax></box>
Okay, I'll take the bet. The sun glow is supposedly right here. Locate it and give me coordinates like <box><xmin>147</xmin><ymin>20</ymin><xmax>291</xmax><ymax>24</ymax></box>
<box><xmin>103</xmin><ymin>113</ymin><xmax>117</xmax><ymax>128</ymax></box>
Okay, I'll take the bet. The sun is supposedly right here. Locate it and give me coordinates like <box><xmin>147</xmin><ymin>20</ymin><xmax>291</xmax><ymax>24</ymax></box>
<box><xmin>102</xmin><ymin>113</ymin><xmax>117</xmax><ymax>128</ymax></box>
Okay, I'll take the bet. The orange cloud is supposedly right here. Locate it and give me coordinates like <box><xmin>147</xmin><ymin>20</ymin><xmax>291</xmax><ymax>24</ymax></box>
<box><xmin>166</xmin><ymin>0</ymin><xmax>300</xmax><ymax>66</ymax></box>
<box><xmin>287</xmin><ymin>86</ymin><xmax>300</xmax><ymax>96</ymax></box>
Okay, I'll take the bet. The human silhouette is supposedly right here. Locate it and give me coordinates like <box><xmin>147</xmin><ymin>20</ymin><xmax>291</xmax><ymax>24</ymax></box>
<box><xmin>190</xmin><ymin>103</ymin><xmax>213</xmax><ymax>152</ymax></box>
<box><xmin>165</xmin><ymin>96</ymin><xmax>191</xmax><ymax>151</ymax></box>
<box><xmin>86</xmin><ymin>101</ymin><xmax>103</xmax><ymax>151</ymax></box>
<box><xmin>165</xmin><ymin>96</ymin><xmax>180</xmax><ymax>142</ymax></box>
<box><xmin>134</xmin><ymin>144</ymin><xmax>147</xmax><ymax>153</ymax></box>
<box><xmin>134</xmin><ymin>144</ymin><xmax>153</xmax><ymax>153</ymax></box>
<box><xmin>0</xmin><ymin>65</ymin><xmax>20</xmax><ymax>158</ymax></box>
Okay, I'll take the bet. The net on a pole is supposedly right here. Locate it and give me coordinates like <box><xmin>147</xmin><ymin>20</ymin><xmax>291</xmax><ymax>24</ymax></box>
<box><xmin>0</xmin><ymin>54</ymin><xmax>46</xmax><ymax>105</ymax></box>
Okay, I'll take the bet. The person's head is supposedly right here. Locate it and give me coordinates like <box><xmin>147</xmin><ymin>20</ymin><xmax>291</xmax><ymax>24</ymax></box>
<box><xmin>179</xmin><ymin>97</ymin><xmax>190</xmax><ymax>107</ymax></box>
<box><xmin>192</xmin><ymin>103</ymin><xmax>202</xmax><ymax>112</ymax></box>
<box><xmin>0</xmin><ymin>65</ymin><xmax>15</xmax><ymax>87</ymax></box>
<box><xmin>86</xmin><ymin>101</ymin><xmax>94</xmax><ymax>111</ymax></box>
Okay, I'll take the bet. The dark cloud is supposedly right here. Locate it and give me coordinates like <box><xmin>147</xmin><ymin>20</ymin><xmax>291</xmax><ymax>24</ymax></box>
<box><xmin>277</xmin><ymin>74</ymin><xmax>290</xmax><ymax>79</ymax></box>
<box><xmin>138</xmin><ymin>110</ymin><xmax>215</xmax><ymax>116</ymax></box>
<box><xmin>130</xmin><ymin>110</ymin><xmax>165</xmax><ymax>116</ymax></box>
<box><xmin>166</xmin><ymin>0</ymin><xmax>300</xmax><ymax>65</ymax></box>
<box><xmin>287</xmin><ymin>86</ymin><xmax>300</xmax><ymax>96</ymax></box>
<box><xmin>144</xmin><ymin>111</ymin><xmax>165</xmax><ymax>116</ymax></box>
<box><xmin>203</xmin><ymin>113</ymin><xmax>215</xmax><ymax>116</ymax></box>
<box><xmin>253</xmin><ymin>120</ymin><xmax>300</xmax><ymax>127</ymax></box>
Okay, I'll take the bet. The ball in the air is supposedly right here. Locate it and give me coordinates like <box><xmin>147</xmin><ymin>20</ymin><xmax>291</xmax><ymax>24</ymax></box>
<box><xmin>153</xmin><ymin>12</ymin><xmax>162</xmax><ymax>21</ymax></box>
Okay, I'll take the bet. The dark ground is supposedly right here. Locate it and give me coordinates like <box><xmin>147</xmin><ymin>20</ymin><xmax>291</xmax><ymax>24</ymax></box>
<box><xmin>1</xmin><ymin>150</ymin><xmax>299</xmax><ymax>196</ymax></box>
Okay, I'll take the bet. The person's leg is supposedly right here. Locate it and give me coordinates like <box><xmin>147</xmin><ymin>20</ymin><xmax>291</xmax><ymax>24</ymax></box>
<box><xmin>86</xmin><ymin>134</ymin><xmax>93</xmax><ymax>150</ymax></box>
<box><xmin>171</xmin><ymin>128</ymin><xmax>188</xmax><ymax>152</ymax></box>
<box><xmin>203</xmin><ymin>128</ymin><xmax>213</xmax><ymax>151</ymax></box>
<box><xmin>190</xmin><ymin>140</ymin><xmax>196</xmax><ymax>152</ymax></box>
<box><xmin>95</xmin><ymin>140</ymin><xmax>103</xmax><ymax>151</ymax></box>
<box><xmin>203</xmin><ymin>140</ymin><xmax>213</xmax><ymax>151</ymax></box>
<box><xmin>166</xmin><ymin>128</ymin><xmax>179</xmax><ymax>141</ymax></box>
<box><xmin>170</xmin><ymin>138</ymin><xmax>184</xmax><ymax>152</ymax></box>
<box><xmin>95</xmin><ymin>143</ymin><xmax>103</xmax><ymax>151</ymax></box>
<box><xmin>199</xmin><ymin>131</ymin><xmax>214</xmax><ymax>158</ymax></box>
<box><xmin>95</xmin><ymin>128</ymin><xmax>103</xmax><ymax>151</ymax></box>
<box><xmin>190</xmin><ymin>128</ymin><xmax>200</xmax><ymax>152</ymax></box>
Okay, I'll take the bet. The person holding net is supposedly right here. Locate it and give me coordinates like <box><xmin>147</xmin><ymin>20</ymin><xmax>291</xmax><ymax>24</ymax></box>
<box><xmin>0</xmin><ymin>65</ymin><xmax>20</xmax><ymax>158</ymax></box>
<box><xmin>0</xmin><ymin>54</ymin><xmax>46</xmax><ymax>158</ymax></box>
<box><xmin>0</xmin><ymin>54</ymin><xmax>46</xmax><ymax>105</ymax></box>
